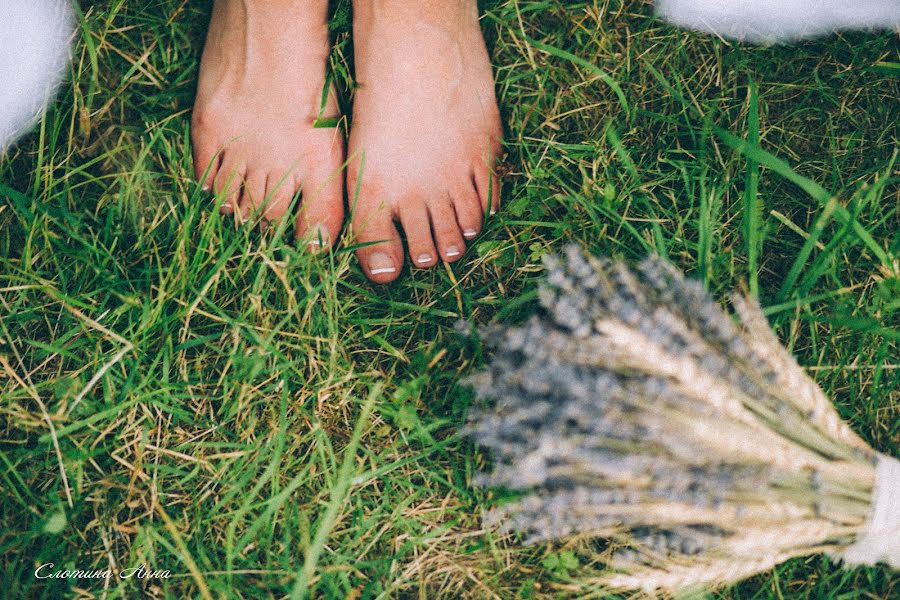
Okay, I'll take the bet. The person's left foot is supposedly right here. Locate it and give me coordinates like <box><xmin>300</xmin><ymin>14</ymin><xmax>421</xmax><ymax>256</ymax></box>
<box><xmin>347</xmin><ymin>0</ymin><xmax>503</xmax><ymax>283</ymax></box>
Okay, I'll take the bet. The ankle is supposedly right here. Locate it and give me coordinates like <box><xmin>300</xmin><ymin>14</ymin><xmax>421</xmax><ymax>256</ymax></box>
<box><xmin>211</xmin><ymin>0</ymin><xmax>332</xmax><ymax>62</ymax></box>
<box><xmin>353</xmin><ymin>0</ymin><xmax>477</xmax><ymax>26</ymax></box>
<box><xmin>218</xmin><ymin>0</ymin><xmax>330</xmax><ymax>29</ymax></box>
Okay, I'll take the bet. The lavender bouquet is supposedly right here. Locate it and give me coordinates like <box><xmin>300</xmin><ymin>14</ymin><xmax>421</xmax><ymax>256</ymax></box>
<box><xmin>466</xmin><ymin>246</ymin><xmax>899</xmax><ymax>594</ymax></box>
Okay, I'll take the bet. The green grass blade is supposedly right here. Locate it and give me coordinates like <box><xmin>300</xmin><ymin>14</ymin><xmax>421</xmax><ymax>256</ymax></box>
<box><xmin>290</xmin><ymin>385</ymin><xmax>381</xmax><ymax>599</ymax></box>
<box><xmin>520</xmin><ymin>34</ymin><xmax>631</xmax><ymax>122</ymax></box>
<box><xmin>715</xmin><ymin>128</ymin><xmax>892</xmax><ymax>269</ymax></box>
<box><xmin>743</xmin><ymin>78</ymin><xmax>762</xmax><ymax>298</ymax></box>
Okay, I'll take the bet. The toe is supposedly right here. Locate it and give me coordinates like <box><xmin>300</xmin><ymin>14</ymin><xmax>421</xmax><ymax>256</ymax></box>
<box><xmin>473</xmin><ymin>165</ymin><xmax>501</xmax><ymax>217</ymax></box>
<box><xmin>427</xmin><ymin>195</ymin><xmax>466</xmax><ymax>263</ymax></box>
<box><xmin>452</xmin><ymin>183</ymin><xmax>484</xmax><ymax>242</ymax></box>
<box><xmin>261</xmin><ymin>171</ymin><xmax>296</xmax><ymax>224</ymax></box>
<box><xmin>296</xmin><ymin>167</ymin><xmax>345</xmax><ymax>251</ymax></box>
<box><xmin>191</xmin><ymin>126</ymin><xmax>220</xmax><ymax>194</ymax></box>
<box><xmin>351</xmin><ymin>191</ymin><xmax>404</xmax><ymax>284</ymax></box>
<box><xmin>398</xmin><ymin>198</ymin><xmax>439</xmax><ymax>269</ymax></box>
<box><xmin>213</xmin><ymin>158</ymin><xmax>246</xmax><ymax>215</ymax></box>
<box><xmin>237</xmin><ymin>171</ymin><xmax>268</xmax><ymax>222</ymax></box>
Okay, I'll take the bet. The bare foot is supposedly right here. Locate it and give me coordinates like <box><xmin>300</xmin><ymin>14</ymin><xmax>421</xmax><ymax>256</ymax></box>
<box><xmin>348</xmin><ymin>0</ymin><xmax>503</xmax><ymax>283</ymax></box>
<box><xmin>192</xmin><ymin>0</ymin><xmax>345</xmax><ymax>247</ymax></box>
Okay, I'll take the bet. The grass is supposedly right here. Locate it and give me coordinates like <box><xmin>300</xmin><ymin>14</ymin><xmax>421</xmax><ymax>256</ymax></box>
<box><xmin>1</xmin><ymin>0</ymin><xmax>897</xmax><ymax>598</ymax></box>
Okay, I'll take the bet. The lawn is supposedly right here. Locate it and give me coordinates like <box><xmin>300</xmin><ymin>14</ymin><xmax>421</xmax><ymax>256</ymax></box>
<box><xmin>1</xmin><ymin>0</ymin><xmax>898</xmax><ymax>598</ymax></box>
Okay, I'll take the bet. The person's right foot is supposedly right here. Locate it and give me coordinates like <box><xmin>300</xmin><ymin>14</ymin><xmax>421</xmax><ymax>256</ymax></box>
<box><xmin>192</xmin><ymin>0</ymin><xmax>345</xmax><ymax>246</ymax></box>
<box><xmin>347</xmin><ymin>0</ymin><xmax>503</xmax><ymax>283</ymax></box>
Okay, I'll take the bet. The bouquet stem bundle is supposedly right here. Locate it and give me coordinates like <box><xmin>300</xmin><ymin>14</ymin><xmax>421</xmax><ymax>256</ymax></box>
<box><xmin>466</xmin><ymin>246</ymin><xmax>899</xmax><ymax>593</ymax></box>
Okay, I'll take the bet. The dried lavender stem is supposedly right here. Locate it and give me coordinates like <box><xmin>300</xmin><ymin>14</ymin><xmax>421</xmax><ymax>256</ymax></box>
<box><xmin>467</xmin><ymin>246</ymin><xmax>893</xmax><ymax>593</ymax></box>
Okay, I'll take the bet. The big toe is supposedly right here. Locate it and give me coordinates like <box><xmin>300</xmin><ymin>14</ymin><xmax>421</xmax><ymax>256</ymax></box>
<box><xmin>295</xmin><ymin>167</ymin><xmax>345</xmax><ymax>251</ymax></box>
<box><xmin>351</xmin><ymin>195</ymin><xmax>404</xmax><ymax>284</ymax></box>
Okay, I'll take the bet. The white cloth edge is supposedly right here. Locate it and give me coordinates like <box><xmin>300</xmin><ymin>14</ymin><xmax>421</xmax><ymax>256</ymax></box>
<box><xmin>656</xmin><ymin>0</ymin><xmax>900</xmax><ymax>43</ymax></box>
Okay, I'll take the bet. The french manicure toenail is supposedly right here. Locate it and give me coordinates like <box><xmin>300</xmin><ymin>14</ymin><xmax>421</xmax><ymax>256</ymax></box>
<box><xmin>463</xmin><ymin>229</ymin><xmax>478</xmax><ymax>239</ymax></box>
<box><xmin>202</xmin><ymin>185</ymin><xmax>211</xmax><ymax>192</ymax></box>
<box><xmin>416</xmin><ymin>253</ymin><xmax>433</xmax><ymax>265</ymax></box>
<box><xmin>368</xmin><ymin>252</ymin><xmax>396</xmax><ymax>276</ymax></box>
<box><xmin>446</xmin><ymin>245</ymin><xmax>461</xmax><ymax>257</ymax></box>
<box><xmin>307</xmin><ymin>225</ymin><xmax>330</xmax><ymax>250</ymax></box>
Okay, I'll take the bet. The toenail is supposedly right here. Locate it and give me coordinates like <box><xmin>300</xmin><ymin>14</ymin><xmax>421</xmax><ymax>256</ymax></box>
<box><xmin>463</xmin><ymin>229</ymin><xmax>478</xmax><ymax>239</ymax></box>
<box><xmin>368</xmin><ymin>252</ymin><xmax>396</xmax><ymax>276</ymax></box>
<box><xmin>202</xmin><ymin>184</ymin><xmax>211</xmax><ymax>192</ymax></box>
<box><xmin>446</xmin><ymin>245</ymin><xmax>461</xmax><ymax>258</ymax></box>
<box><xmin>416</xmin><ymin>253</ymin><xmax>433</xmax><ymax>265</ymax></box>
<box><xmin>306</xmin><ymin>225</ymin><xmax>331</xmax><ymax>251</ymax></box>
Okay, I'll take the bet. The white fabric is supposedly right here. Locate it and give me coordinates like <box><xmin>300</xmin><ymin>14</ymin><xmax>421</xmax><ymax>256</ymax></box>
<box><xmin>842</xmin><ymin>453</ymin><xmax>900</xmax><ymax>567</ymax></box>
<box><xmin>656</xmin><ymin>0</ymin><xmax>900</xmax><ymax>43</ymax></box>
<box><xmin>0</xmin><ymin>0</ymin><xmax>74</xmax><ymax>150</ymax></box>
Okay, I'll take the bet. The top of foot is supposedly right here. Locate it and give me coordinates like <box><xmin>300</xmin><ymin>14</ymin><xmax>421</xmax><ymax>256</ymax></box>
<box><xmin>347</xmin><ymin>0</ymin><xmax>503</xmax><ymax>283</ymax></box>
